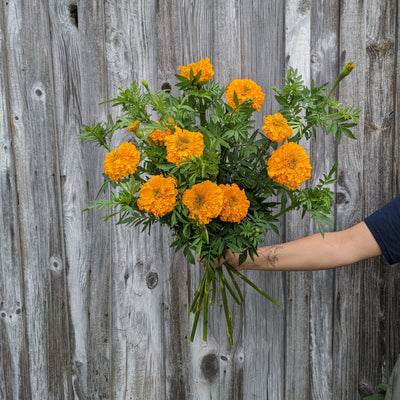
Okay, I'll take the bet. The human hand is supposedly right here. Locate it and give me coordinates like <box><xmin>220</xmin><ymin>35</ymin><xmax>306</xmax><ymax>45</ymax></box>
<box><xmin>199</xmin><ymin>249</ymin><xmax>246</xmax><ymax>271</ymax></box>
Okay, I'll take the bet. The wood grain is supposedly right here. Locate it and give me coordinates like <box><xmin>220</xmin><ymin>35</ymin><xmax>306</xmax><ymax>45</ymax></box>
<box><xmin>359</xmin><ymin>0</ymin><xmax>397</xmax><ymax>394</ymax></box>
<box><xmin>284</xmin><ymin>1</ymin><xmax>312</xmax><ymax>399</ymax></box>
<box><xmin>239</xmin><ymin>1</ymin><xmax>286</xmax><ymax>399</ymax></box>
<box><xmin>0</xmin><ymin>1</ymin><xmax>399</xmax><ymax>399</ymax></box>
<box><xmin>0</xmin><ymin>5</ymin><xmax>31</xmax><ymax>399</ymax></box>
<box><xmin>333</xmin><ymin>0</ymin><xmax>366</xmax><ymax>398</ymax></box>
<box><xmin>308</xmin><ymin>1</ymin><xmax>340</xmax><ymax>398</ymax></box>
<box><xmin>3</xmin><ymin>1</ymin><xmax>73</xmax><ymax>398</ymax></box>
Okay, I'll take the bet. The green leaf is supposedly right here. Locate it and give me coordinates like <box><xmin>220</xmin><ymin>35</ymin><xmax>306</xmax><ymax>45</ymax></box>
<box><xmin>226</xmin><ymin>264</ymin><xmax>279</xmax><ymax>306</ymax></box>
<box><xmin>342</xmin><ymin>127</ymin><xmax>357</xmax><ymax>140</ymax></box>
<box><xmin>183</xmin><ymin>246</ymin><xmax>196</xmax><ymax>264</ymax></box>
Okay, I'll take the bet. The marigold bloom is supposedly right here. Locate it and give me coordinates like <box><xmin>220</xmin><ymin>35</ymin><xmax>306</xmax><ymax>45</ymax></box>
<box><xmin>225</xmin><ymin>79</ymin><xmax>265</xmax><ymax>112</ymax></box>
<box><xmin>164</xmin><ymin>127</ymin><xmax>204</xmax><ymax>166</ymax></box>
<box><xmin>219</xmin><ymin>183</ymin><xmax>250</xmax><ymax>223</ymax></box>
<box><xmin>127</xmin><ymin>120</ymin><xmax>140</xmax><ymax>132</ymax></box>
<box><xmin>266</xmin><ymin>142</ymin><xmax>312</xmax><ymax>190</ymax></box>
<box><xmin>137</xmin><ymin>175</ymin><xmax>178</xmax><ymax>218</ymax></box>
<box><xmin>178</xmin><ymin>57</ymin><xmax>215</xmax><ymax>82</ymax></box>
<box><xmin>148</xmin><ymin>120</ymin><xmax>173</xmax><ymax>145</ymax></box>
<box><xmin>103</xmin><ymin>142</ymin><xmax>140</xmax><ymax>182</ymax></box>
<box><xmin>262</xmin><ymin>113</ymin><xmax>293</xmax><ymax>142</ymax></box>
<box><xmin>182</xmin><ymin>181</ymin><xmax>223</xmax><ymax>224</ymax></box>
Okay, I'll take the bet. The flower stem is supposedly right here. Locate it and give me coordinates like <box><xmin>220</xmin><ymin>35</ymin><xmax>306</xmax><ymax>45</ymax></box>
<box><xmin>326</xmin><ymin>62</ymin><xmax>355</xmax><ymax>102</ymax></box>
<box><xmin>217</xmin><ymin>268</ymin><xmax>233</xmax><ymax>346</ymax></box>
<box><xmin>190</xmin><ymin>279</ymin><xmax>206</xmax><ymax>342</ymax></box>
<box><xmin>210</xmin><ymin>278</ymin><xmax>216</xmax><ymax>306</ymax></box>
<box><xmin>203</xmin><ymin>275</ymin><xmax>211</xmax><ymax>341</ymax></box>
<box><xmin>189</xmin><ymin>272</ymin><xmax>207</xmax><ymax>313</ymax></box>
<box><xmin>272</xmin><ymin>202</ymin><xmax>298</xmax><ymax>220</ymax></box>
<box><xmin>225</xmin><ymin>265</ymin><xmax>244</xmax><ymax>303</ymax></box>
<box><xmin>227</xmin><ymin>264</ymin><xmax>279</xmax><ymax>307</ymax></box>
<box><xmin>220</xmin><ymin>271</ymin><xmax>242</xmax><ymax>305</ymax></box>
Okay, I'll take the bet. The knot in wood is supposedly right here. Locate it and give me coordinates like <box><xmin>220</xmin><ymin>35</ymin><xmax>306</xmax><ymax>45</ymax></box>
<box><xmin>200</xmin><ymin>353</ymin><xmax>219</xmax><ymax>383</ymax></box>
<box><xmin>336</xmin><ymin>192</ymin><xmax>347</xmax><ymax>205</ymax></box>
<box><xmin>146</xmin><ymin>272</ymin><xmax>158</xmax><ymax>289</ymax></box>
<box><xmin>50</xmin><ymin>256</ymin><xmax>63</xmax><ymax>274</ymax></box>
<box><xmin>69</xmin><ymin>4</ymin><xmax>78</xmax><ymax>27</ymax></box>
<box><xmin>161</xmin><ymin>82</ymin><xmax>171</xmax><ymax>92</ymax></box>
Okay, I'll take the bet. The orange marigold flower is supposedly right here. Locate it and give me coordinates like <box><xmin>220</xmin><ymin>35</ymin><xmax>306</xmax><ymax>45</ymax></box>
<box><xmin>182</xmin><ymin>181</ymin><xmax>223</xmax><ymax>224</ymax></box>
<box><xmin>262</xmin><ymin>113</ymin><xmax>293</xmax><ymax>142</ymax></box>
<box><xmin>219</xmin><ymin>183</ymin><xmax>250</xmax><ymax>223</ymax></box>
<box><xmin>225</xmin><ymin>79</ymin><xmax>265</xmax><ymax>112</ymax></box>
<box><xmin>137</xmin><ymin>175</ymin><xmax>178</xmax><ymax>218</ymax></box>
<box><xmin>178</xmin><ymin>57</ymin><xmax>215</xmax><ymax>82</ymax></box>
<box><xmin>266</xmin><ymin>142</ymin><xmax>312</xmax><ymax>190</ymax></box>
<box><xmin>148</xmin><ymin>120</ymin><xmax>173</xmax><ymax>145</ymax></box>
<box><xmin>103</xmin><ymin>142</ymin><xmax>140</xmax><ymax>182</ymax></box>
<box><xmin>164</xmin><ymin>127</ymin><xmax>204</xmax><ymax>167</ymax></box>
<box><xmin>127</xmin><ymin>120</ymin><xmax>140</xmax><ymax>132</ymax></box>
<box><xmin>149</xmin><ymin>128</ymin><xmax>170</xmax><ymax>145</ymax></box>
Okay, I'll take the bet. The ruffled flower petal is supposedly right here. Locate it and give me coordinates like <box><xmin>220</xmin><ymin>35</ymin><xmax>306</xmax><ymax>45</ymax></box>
<box><xmin>219</xmin><ymin>183</ymin><xmax>250</xmax><ymax>223</ymax></box>
<box><xmin>225</xmin><ymin>79</ymin><xmax>265</xmax><ymax>112</ymax></box>
<box><xmin>262</xmin><ymin>113</ymin><xmax>293</xmax><ymax>142</ymax></box>
<box><xmin>266</xmin><ymin>142</ymin><xmax>312</xmax><ymax>190</ymax></box>
<box><xmin>103</xmin><ymin>142</ymin><xmax>140</xmax><ymax>182</ymax></box>
<box><xmin>137</xmin><ymin>175</ymin><xmax>178</xmax><ymax>218</ymax></box>
<box><xmin>182</xmin><ymin>181</ymin><xmax>223</xmax><ymax>224</ymax></box>
<box><xmin>164</xmin><ymin>127</ymin><xmax>204</xmax><ymax>166</ymax></box>
<box><xmin>178</xmin><ymin>57</ymin><xmax>215</xmax><ymax>82</ymax></box>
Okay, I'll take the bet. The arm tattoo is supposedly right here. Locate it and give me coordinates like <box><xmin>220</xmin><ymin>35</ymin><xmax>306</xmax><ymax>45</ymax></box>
<box><xmin>265</xmin><ymin>245</ymin><xmax>283</xmax><ymax>268</ymax></box>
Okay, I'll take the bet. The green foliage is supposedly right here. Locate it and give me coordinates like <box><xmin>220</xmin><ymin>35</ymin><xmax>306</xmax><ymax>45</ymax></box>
<box><xmin>362</xmin><ymin>384</ymin><xmax>387</xmax><ymax>400</ymax></box>
<box><xmin>270</xmin><ymin>67</ymin><xmax>360</xmax><ymax>143</ymax></box>
<box><xmin>81</xmin><ymin>62</ymin><xmax>359</xmax><ymax>345</ymax></box>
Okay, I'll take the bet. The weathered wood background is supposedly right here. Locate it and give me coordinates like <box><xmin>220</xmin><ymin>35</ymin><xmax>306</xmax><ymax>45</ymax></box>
<box><xmin>1</xmin><ymin>0</ymin><xmax>399</xmax><ymax>399</ymax></box>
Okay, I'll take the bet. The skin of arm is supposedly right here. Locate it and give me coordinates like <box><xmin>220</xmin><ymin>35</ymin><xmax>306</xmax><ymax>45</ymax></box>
<box><xmin>222</xmin><ymin>222</ymin><xmax>382</xmax><ymax>271</ymax></box>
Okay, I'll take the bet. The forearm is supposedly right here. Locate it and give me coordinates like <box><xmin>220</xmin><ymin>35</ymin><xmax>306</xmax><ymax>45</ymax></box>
<box><xmin>226</xmin><ymin>222</ymin><xmax>382</xmax><ymax>271</ymax></box>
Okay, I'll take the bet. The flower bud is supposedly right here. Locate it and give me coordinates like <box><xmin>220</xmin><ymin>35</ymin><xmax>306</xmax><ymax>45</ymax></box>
<box><xmin>127</xmin><ymin>120</ymin><xmax>140</xmax><ymax>133</ymax></box>
<box><xmin>135</xmin><ymin>130</ymin><xmax>144</xmax><ymax>139</ymax></box>
<box><xmin>338</xmin><ymin>62</ymin><xmax>355</xmax><ymax>80</ymax></box>
<box><xmin>345</xmin><ymin>62</ymin><xmax>355</xmax><ymax>73</ymax></box>
<box><xmin>142</xmin><ymin>79</ymin><xmax>151</xmax><ymax>93</ymax></box>
<box><xmin>327</xmin><ymin>62</ymin><xmax>355</xmax><ymax>98</ymax></box>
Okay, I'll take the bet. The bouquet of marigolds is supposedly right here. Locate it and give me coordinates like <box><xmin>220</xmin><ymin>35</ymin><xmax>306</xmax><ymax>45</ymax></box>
<box><xmin>80</xmin><ymin>58</ymin><xmax>359</xmax><ymax>345</ymax></box>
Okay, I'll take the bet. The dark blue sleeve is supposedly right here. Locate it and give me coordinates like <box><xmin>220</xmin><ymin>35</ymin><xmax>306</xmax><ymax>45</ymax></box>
<box><xmin>364</xmin><ymin>195</ymin><xmax>400</xmax><ymax>265</ymax></box>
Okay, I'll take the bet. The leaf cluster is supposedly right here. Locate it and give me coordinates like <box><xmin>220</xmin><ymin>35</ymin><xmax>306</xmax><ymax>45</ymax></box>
<box><xmin>80</xmin><ymin>63</ymin><xmax>359</xmax><ymax>344</ymax></box>
<box><xmin>270</xmin><ymin>67</ymin><xmax>360</xmax><ymax>143</ymax></box>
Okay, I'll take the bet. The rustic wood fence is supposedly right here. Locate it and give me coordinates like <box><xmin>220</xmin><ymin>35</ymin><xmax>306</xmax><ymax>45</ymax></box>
<box><xmin>1</xmin><ymin>0</ymin><xmax>399</xmax><ymax>399</ymax></box>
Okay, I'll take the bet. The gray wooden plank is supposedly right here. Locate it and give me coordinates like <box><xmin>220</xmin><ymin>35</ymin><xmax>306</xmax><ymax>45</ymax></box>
<box><xmin>161</xmin><ymin>236</ymin><xmax>194</xmax><ymax>400</ymax></box>
<box><xmin>47</xmin><ymin>1</ymin><xmax>105</xmax><ymax>398</ymax></box>
<box><xmin>77</xmin><ymin>1</ymin><xmax>112</xmax><ymax>398</ymax></box>
<box><xmin>385</xmin><ymin>0</ymin><xmax>400</xmax><ymax>380</ymax></box>
<box><xmin>238</xmin><ymin>0</ymin><xmax>286</xmax><ymax>399</ymax></box>
<box><xmin>284</xmin><ymin>1</ymin><xmax>312</xmax><ymax>399</ymax></box>
<box><xmin>156</xmin><ymin>1</ymin><xmax>224</xmax><ymax>399</ymax></box>
<box><xmin>358</xmin><ymin>0</ymin><xmax>397</xmax><ymax>393</ymax></box>
<box><xmin>333</xmin><ymin>0</ymin><xmax>366</xmax><ymax>398</ymax></box>
<box><xmin>308</xmin><ymin>1</ymin><xmax>340</xmax><ymax>398</ymax></box>
<box><xmin>0</xmin><ymin>6</ymin><xmax>31</xmax><ymax>399</ymax></box>
<box><xmin>103</xmin><ymin>1</ymin><xmax>170</xmax><ymax>398</ymax></box>
<box><xmin>3</xmin><ymin>0</ymin><xmax>73</xmax><ymax>398</ymax></box>
<box><xmin>155</xmin><ymin>2</ymin><xmax>210</xmax><ymax>400</ymax></box>
<box><xmin>211</xmin><ymin>2</ymin><xmax>245</xmax><ymax>399</ymax></box>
